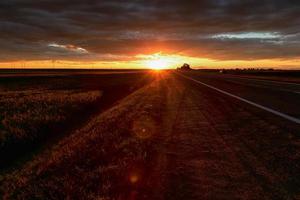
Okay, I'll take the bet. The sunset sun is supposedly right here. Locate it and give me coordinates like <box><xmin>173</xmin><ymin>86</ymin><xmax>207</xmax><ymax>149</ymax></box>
<box><xmin>147</xmin><ymin>58</ymin><xmax>168</xmax><ymax>70</ymax></box>
<box><xmin>143</xmin><ymin>53</ymin><xmax>175</xmax><ymax>70</ymax></box>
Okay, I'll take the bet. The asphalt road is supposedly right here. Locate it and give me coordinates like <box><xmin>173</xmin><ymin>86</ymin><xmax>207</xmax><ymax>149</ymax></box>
<box><xmin>176</xmin><ymin>71</ymin><xmax>300</xmax><ymax>122</ymax></box>
<box><xmin>158</xmin><ymin>72</ymin><xmax>300</xmax><ymax>199</ymax></box>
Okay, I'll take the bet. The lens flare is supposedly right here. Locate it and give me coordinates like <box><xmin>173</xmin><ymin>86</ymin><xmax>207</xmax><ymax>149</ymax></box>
<box><xmin>129</xmin><ymin>174</ymin><xmax>139</xmax><ymax>184</ymax></box>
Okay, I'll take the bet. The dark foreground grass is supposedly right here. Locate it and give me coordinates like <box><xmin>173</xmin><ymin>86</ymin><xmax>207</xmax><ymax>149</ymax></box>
<box><xmin>0</xmin><ymin>77</ymin><xmax>165</xmax><ymax>199</ymax></box>
<box><xmin>0</xmin><ymin>72</ymin><xmax>154</xmax><ymax>172</ymax></box>
<box><xmin>0</xmin><ymin>89</ymin><xmax>102</xmax><ymax>164</ymax></box>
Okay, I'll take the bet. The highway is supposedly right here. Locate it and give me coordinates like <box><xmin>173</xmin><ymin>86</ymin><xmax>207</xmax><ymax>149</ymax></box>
<box><xmin>176</xmin><ymin>71</ymin><xmax>300</xmax><ymax>123</ymax></box>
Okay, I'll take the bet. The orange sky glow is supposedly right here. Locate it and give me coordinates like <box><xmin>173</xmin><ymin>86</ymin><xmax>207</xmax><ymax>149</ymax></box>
<box><xmin>1</xmin><ymin>53</ymin><xmax>299</xmax><ymax>69</ymax></box>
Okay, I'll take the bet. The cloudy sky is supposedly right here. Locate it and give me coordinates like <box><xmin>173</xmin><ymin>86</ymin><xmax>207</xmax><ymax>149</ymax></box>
<box><xmin>1</xmin><ymin>0</ymin><xmax>300</xmax><ymax>69</ymax></box>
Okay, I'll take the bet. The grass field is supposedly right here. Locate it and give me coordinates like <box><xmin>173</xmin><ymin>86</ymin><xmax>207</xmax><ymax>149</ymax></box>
<box><xmin>0</xmin><ymin>70</ymin><xmax>154</xmax><ymax>173</ymax></box>
<box><xmin>1</xmin><ymin>78</ymin><xmax>165</xmax><ymax>199</ymax></box>
<box><xmin>0</xmin><ymin>89</ymin><xmax>102</xmax><ymax>161</ymax></box>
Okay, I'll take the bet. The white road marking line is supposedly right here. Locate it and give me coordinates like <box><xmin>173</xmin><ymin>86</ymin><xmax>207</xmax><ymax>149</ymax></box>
<box><xmin>177</xmin><ymin>73</ymin><xmax>300</xmax><ymax>125</ymax></box>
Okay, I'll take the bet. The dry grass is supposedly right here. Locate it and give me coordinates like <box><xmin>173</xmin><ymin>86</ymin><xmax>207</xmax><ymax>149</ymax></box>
<box><xmin>0</xmin><ymin>72</ymin><xmax>154</xmax><ymax>170</ymax></box>
<box><xmin>0</xmin><ymin>72</ymin><xmax>157</xmax><ymax>199</ymax></box>
<box><xmin>0</xmin><ymin>78</ymin><xmax>166</xmax><ymax>199</ymax></box>
<box><xmin>0</xmin><ymin>89</ymin><xmax>102</xmax><ymax>151</ymax></box>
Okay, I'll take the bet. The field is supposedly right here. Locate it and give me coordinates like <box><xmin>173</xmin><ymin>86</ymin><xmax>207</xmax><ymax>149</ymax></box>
<box><xmin>0</xmin><ymin>89</ymin><xmax>101</xmax><ymax>164</ymax></box>
<box><xmin>0</xmin><ymin>70</ymin><xmax>154</xmax><ymax>172</ymax></box>
<box><xmin>0</xmin><ymin>70</ymin><xmax>299</xmax><ymax>199</ymax></box>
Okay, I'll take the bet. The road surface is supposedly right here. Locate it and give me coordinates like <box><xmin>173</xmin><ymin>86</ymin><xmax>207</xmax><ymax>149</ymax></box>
<box><xmin>157</xmin><ymin>71</ymin><xmax>300</xmax><ymax>199</ymax></box>
<box><xmin>177</xmin><ymin>71</ymin><xmax>300</xmax><ymax>120</ymax></box>
<box><xmin>2</xmin><ymin>71</ymin><xmax>300</xmax><ymax>200</ymax></box>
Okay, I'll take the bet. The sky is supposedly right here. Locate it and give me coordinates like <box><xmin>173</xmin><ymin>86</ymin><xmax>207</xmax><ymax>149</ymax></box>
<box><xmin>0</xmin><ymin>0</ymin><xmax>300</xmax><ymax>69</ymax></box>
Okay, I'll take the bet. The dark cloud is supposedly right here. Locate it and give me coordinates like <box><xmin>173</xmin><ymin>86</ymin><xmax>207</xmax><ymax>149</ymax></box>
<box><xmin>0</xmin><ymin>0</ymin><xmax>300</xmax><ymax>62</ymax></box>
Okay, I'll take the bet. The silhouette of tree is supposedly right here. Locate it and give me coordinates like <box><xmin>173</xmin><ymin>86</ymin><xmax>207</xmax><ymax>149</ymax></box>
<box><xmin>178</xmin><ymin>63</ymin><xmax>192</xmax><ymax>70</ymax></box>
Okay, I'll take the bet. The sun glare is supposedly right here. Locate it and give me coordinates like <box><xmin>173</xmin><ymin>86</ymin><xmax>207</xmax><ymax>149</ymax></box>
<box><xmin>143</xmin><ymin>53</ymin><xmax>173</xmax><ymax>70</ymax></box>
<box><xmin>147</xmin><ymin>59</ymin><xmax>168</xmax><ymax>70</ymax></box>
